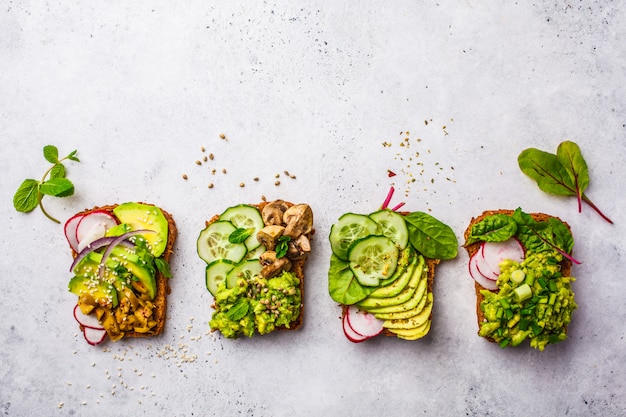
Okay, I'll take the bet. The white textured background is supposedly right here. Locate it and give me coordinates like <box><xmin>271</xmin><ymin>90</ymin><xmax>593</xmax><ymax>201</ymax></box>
<box><xmin>1</xmin><ymin>1</ymin><xmax>625</xmax><ymax>416</ymax></box>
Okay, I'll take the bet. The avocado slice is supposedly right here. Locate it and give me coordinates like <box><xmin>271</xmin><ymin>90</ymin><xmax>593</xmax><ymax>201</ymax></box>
<box><xmin>382</xmin><ymin>293</ymin><xmax>433</xmax><ymax>329</ymax></box>
<box><xmin>357</xmin><ymin>259</ymin><xmax>426</xmax><ymax>309</ymax></box>
<box><xmin>373</xmin><ymin>285</ymin><xmax>429</xmax><ymax>319</ymax></box>
<box><xmin>387</xmin><ymin>318</ymin><xmax>431</xmax><ymax>340</ymax></box>
<box><xmin>113</xmin><ymin>202</ymin><xmax>169</xmax><ymax>257</ymax></box>
<box><xmin>68</xmin><ymin>275</ymin><xmax>118</xmax><ymax>308</ymax></box>
<box><xmin>108</xmin><ymin>247</ymin><xmax>157</xmax><ymax>299</ymax></box>
<box><xmin>368</xmin><ymin>252</ymin><xmax>420</xmax><ymax>299</ymax></box>
<box><xmin>376</xmin><ymin>247</ymin><xmax>412</xmax><ymax>288</ymax></box>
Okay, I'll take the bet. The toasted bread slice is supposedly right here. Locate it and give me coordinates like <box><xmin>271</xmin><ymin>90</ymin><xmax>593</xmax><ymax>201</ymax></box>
<box><xmin>69</xmin><ymin>203</ymin><xmax>177</xmax><ymax>340</ymax></box>
<box><xmin>463</xmin><ymin>209</ymin><xmax>572</xmax><ymax>342</ymax></box>
<box><xmin>204</xmin><ymin>200</ymin><xmax>313</xmax><ymax>334</ymax></box>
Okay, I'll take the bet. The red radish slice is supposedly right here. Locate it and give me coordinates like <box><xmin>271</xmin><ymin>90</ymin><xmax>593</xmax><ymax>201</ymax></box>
<box><xmin>83</xmin><ymin>327</ymin><xmax>107</xmax><ymax>346</ymax></box>
<box><xmin>64</xmin><ymin>214</ymin><xmax>84</xmax><ymax>252</ymax></box>
<box><xmin>481</xmin><ymin>239</ymin><xmax>525</xmax><ymax>276</ymax></box>
<box><xmin>468</xmin><ymin>251</ymin><xmax>499</xmax><ymax>291</ymax></box>
<box><xmin>342</xmin><ymin>312</ymin><xmax>368</xmax><ymax>343</ymax></box>
<box><xmin>345</xmin><ymin>305</ymin><xmax>384</xmax><ymax>338</ymax></box>
<box><xmin>76</xmin><ymin>211</ymin><xmax>118</xmax><ymax>251</ymax></box>
<box><xmin>474</xmin><ymin>244</ymin><xmax>499</xmax><ymax>281</ymax></box>
<box><xmin>73</xmin><ymin>304</ymin><xmax>104</xmax><ymax>330</ymax></box>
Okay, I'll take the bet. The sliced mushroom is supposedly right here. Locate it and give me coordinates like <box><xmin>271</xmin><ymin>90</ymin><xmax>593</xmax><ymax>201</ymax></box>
<box><xmin>256</xmin><ymin>225</ymin><xmax>285</xmax><ymax>251</ymax></box>
<box><xmin>259</xmin><ymin>251</ymin><xmax>292</xmax><ymax>278</ymax></box>
<box><xmin>286</xmin><ymin>234</ymin><xmax>311</xmax><ymax>260</ymax></box>
<box><xmin>283</xmin><ymin>204</ymin><xmax>313</xmax><ymax>238</ymax></box>
<box><xmin>262</xmin><ymin>200</ymin><xmax>291</xmax><ymax>226</ymax></box>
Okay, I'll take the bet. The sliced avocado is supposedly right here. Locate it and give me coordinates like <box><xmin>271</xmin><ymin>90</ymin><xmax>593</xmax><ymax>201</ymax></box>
<box><xmin>368</xmin><ymin>253</ymin><xmax>421</xmax><ymax>299</ymax></box>
<box><xmin>377</xmin><ymin>247</ymin><xmax>412</xmax><ymax>287</ymax></box>
<box><xmin>373</xmin><ymin>285</ymin><xmax>429</xmax><ymax>319</ymax></box>
<box><xmin>113</xmin><ymin>202</ymin><xmax>169</xmax><ymax>257</ymax></box>
<box><xmin>357</xmin><ymin>260</ymin><xmax>426</xmax><ymax>309</ymax></box>
<box><xmin>68</xmin><ymin>275</ymin><xmax>118</xmax><ymax>308</ymax></box>
<box><xmin>387</xmin><ymin>319</ymin><xmax>431</xmax><ymax>340</ymax></box>
<box><xmin>382</xmin><ymin>293</ymin><xmax>433</xmax><ymax>329</ymax></box>
<box><xmin>108</xmin><ymin>246</ymin><xmax>157</xmax><ymax>299</ymax></box>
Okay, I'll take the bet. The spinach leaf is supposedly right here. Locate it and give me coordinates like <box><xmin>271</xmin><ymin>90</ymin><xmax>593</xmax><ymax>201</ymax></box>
<box><xmin>404</xmin><ymin>212</ymin><xmax>458</xmax><ymax>260</ymax></box>
<box><xmin>328</xmin><ymin>255</ymin><xmax>375</xmax><ymax>305</ymax></box>
<box><xmin>466</xmin><ymin>213</ymin><xmax>517</xmax><ymax>245</ymax></box>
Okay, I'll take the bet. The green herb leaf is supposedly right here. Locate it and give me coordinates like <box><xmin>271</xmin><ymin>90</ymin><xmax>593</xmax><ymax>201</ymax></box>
<box><xmin>275</xmin><ymin>235</ymin><xmax>291</xmax><ymax>258</ymax></box>
<box><xmin>154</xmin><ymin>257</ymin><xmax>173</xmax><ymax>278</ymax></box>
<box><xmin>40</xmin><ymin>178</ymin><xmax>74</xmax><ymax>197</ymax></box>
<box><xmin>225</xmin><ymin>298</ymin><xmax>250</xmax><ymax>321</ymax></box>
<box><xmin>466</xmin><ymin>213</ymin><xmax>517</xmax><ymax>245</ymax></box>
<box><xmin>67</xmin><ymin>150</ymin><xmax>80</xmax><ymax>162</ymax></box>
<box><xmin>404</xmin><ymin>212</ymin><xmax>458</xmax><ymax>260</ymax></box>
<box><xmin>518</xmin><ymin>148</ymin><xmax>576</xmax><ymax>196</ymax></box>
<box><xmin>13</xmin><ymin>179</ymin><xmax>40</xmax><ymax>212</ymax></box>
<box><xmin>228</xmin><ymin>227</ymin><xmax>253</xmax><ymax>244</ymax></box>
<box><xmin>49</xmin><ymin>163</ymin><xmax>66</xmax><ymax>179</ymax></box>
<box><xmin>556</xmin><ymin>141</ymin><xmax>589</xmax><ymax>212</ymax></box>
<box><xmin>43</xmin><ymin>145</ymin><xmax>59</xmax><ymax>164</ymax></box>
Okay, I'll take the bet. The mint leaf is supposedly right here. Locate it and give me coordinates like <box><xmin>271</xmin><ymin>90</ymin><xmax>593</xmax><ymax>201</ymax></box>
<box><xmin>276</xmin><ymin>235</ymin><xmax>290</xmax><ymax>258</ymax></box>
<box><xmin>43</xmin><ymin>145</ymin><xmax>59</xmax><ymax>164</ymax></box>
<box><xmin>13</xmin><ymin>179</ymin><xmax>40</xmax><ymax>212</ymax></box>
<box><xmin>40</xmin><ymin>178</ymin><xmax>74</xmax><ymax>197</ymax></box>
<box><xmin>50</xmin><ymin>163</ymin><xmax>66</xmax><ymax>179</ymax></box>
<box><xmin>229</xmin><ymin>227</ymin><xmax>253</xmax><ymax>244</ymax></box>
<box><xmin>67</xmin><ymin>150</ymin><xmax>80</xmax><ymax>162</ymax></box>
<box><xmin>154</xmin><ymin>257</ymin><xmax>173</xmax><ymax>278</ymax></box>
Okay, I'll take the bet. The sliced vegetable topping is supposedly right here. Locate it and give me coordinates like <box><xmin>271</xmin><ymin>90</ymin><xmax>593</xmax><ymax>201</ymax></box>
<box><xmin>197</xmin><ymin>221</ymin><xmax>248</xmax><ymax>264</ymax></box>
<box><xmin>329</xmin><ymin>213</ymin><xmax>380</xmax><ymax>260</ymax></box>
<box><xmin>348</xmin><ymin>235</ymin><xmax>399</xmax><ymax>287</ymax></box>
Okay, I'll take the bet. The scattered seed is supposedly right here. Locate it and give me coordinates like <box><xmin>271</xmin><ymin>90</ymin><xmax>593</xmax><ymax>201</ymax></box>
<box><xmin>253</xmin><ymin>177</ymin><xmax>259</xmax><ymax>181</ymax></box>
<box><xmin>208</xmin><ymin>183</ymin><xmax>214</xmax><ymax>189</ymax></box>
<box><xmin>239</xmin><ymin>182</ymin><xmax>245</xmax><ymax>187</ymax></box>
<box><xmin>289</xmin><ymin>174</ymin><xmax>296</xmax><ymax>179</ymax></box>
<box><xmin>219</xmin><ymin>133</ymin><xmax>226</xmax><ymax>139</ymax></box>
<box><xmin>195</xmin><ymin>160</ymin><xmax>201</xmax><ymax>165</ymax></box>
<box><xmin>222</xmin><ymin>168</ymin><xmax>227</xmax><ymax>174</ymax></box>
<box><xmin>261</xmin><ymin>195</ymin><xmax>267</xmax><ymax>201</ymax></box>
<box><xmin>211</xmin><ymin>169</ymin><xmax>216</xmax><ymax>174</ymax></box>
<box><xmin>203</xmin><ymin>156</ymin><xmax>208</xmax><ymax>162</ymax></box>
<box><xmin>201</xmin><ymin>146</ymin><xmax>205</xmax><ymax>152</ymax></box>
<box><xmin>209</xmin><ymin>153</ymin><xmax>214</xmax><ymax>160</ymax></box>
<box><xmin>284</xmin><ymin>170</ymin><xmax>290</xmax><ymax>176</ymax></box>
<box><xmin>275</xmin><ymin>180</ymin><xmax>280</xmax><ymax>186</ymax></box>
<box><xmin>275</xmin><ymin>173</ymin><xmax>280</xmax><ymax>178</ymax></box>
<box><xmin>182</xmin><ymin>174</ymin><xmax>188</xmax><ymax>180</ymax></box>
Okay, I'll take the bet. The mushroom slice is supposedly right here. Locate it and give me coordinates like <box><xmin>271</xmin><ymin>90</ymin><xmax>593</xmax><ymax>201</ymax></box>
<box><xmin>262</xmin><ymin>200</ymin><xmax>291</xmax><ymax>226</ymax></box>
<box><xmin>286</xmin><ymin>234</ymin><xmax>311</xmax><ymax>260</ymax></box>
<box><xmin>256</xmin><ymin>225</ymin><xmax>285</xmax><ymax>251</ymax></box>
<box><xmin>283</xmin><ymin>204</ymin><xmax>313</xmax><ymax>238</ymax></box>
<box><xmin>259</xmin><ymin>251</ymin><xmax>292</xmax><ymax>278</ymax></box>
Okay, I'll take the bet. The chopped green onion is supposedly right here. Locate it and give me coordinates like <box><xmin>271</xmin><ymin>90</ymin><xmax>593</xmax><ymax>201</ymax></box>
<box><xmin>519</xmin><ymin>318</ymin><xmax>530</xmax><ymax>331</ymax></box>
<box><xmin>538</xmin><ymin>278</ymin><xmax>547</xmax><ymax>289</ymax></box>
<box><xmin>499</xmin><ymin>339</ymin><xmax>510</xmax><ymax>348</ymax></box>
<box><xmin>514</xmin><ymin>284</ymin><xmax>532</xmax><ymax>303</ymax></box>
<box><xmin>499</xmin><ymin>299</ymin><xmax>511</xmax><ymax>309</ymax></box>
<box><xmin>524</xmin><ymin>272</ymin><xmax>535</xmax><ymax>286</ymax></box>
<box><xmin>511</xmin><ymin>269</ymin><xmax>526</xmax><ymax>284</ymax></box>
<box><xmin>548</xmin><ymin>280</ymin><xmax>558</xmax><ymax>292</ymax></box>
<box><xmin>549</xmin><ymin>293</ymin><xmax>557</xmax><ymax>305</ymax></box>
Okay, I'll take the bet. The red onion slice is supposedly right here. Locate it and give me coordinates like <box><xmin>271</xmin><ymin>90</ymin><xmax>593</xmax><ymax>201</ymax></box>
<box><xmin>70</xmin><ymin>236</ymin><xmax>135</xmax><ymax>272</ymax></box>
<box><xmin>97</xmin><ymin>230</ymin><xmax>156</xmax><ymax>279</ymax></box>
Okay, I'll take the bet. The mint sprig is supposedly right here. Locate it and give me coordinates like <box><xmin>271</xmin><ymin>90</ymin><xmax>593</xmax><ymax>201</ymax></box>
<box><xmin>13</xmin><ymin>145</ymin><xmax>80</xmax><ymax>223</ymax></box>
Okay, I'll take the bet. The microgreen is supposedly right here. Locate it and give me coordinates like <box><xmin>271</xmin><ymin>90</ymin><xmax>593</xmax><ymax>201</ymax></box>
<box><xmin>276</xmin><ymin>235</ymin><xmax>291</xmax><ymax>258</ymax></box>
<box><xmin>518</xmin><ymin>141</ymin><xmax>612</xmax><ymax>224</ymax></box>
<box><xmin>13</xmin><ymin>145</ymin><xmax>80</xmax><ymax>223</ymax></box>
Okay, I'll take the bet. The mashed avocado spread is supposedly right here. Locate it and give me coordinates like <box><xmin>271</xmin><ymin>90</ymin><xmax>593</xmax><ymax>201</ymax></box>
<box><xmin>209</xmin><ymin>271</ymin><xmax>301</xmax><ymax>338</ymax></box>
<box><xmin>479</xmin><ymin>250</ymin><xmax>577</xmax><ymax>351</ymax></box>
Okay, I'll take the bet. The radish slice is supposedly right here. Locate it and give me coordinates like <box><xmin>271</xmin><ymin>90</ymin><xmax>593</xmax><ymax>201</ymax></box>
<box><xmin>73</xmin><ymin>304</ymin><xmax>104</xmax><ymax>330</ymax></box>
<box><xmin>83</xmin><ymin>327</ymin><xmax>107</xmax><ymax>346</ymax></box>
<box><xmin>474</xmin><ymin>243</ymin><xmax>499</xmax><ymax>281</ymax></box>
<box><xmin>342</xmin><ymin>312</ymin><xmax>368</xmax><ymax>343</ymax></box>
<box><xmin>64</xmin><ymin>214</ymin><xmax>84</xmax><ymax>252</ymax></box>
<box><xmin>481</xmin><ymin>239</ymin><xmax>525</xmax><ymax>276</ymax></box>
<box><xmin>468</xmin><ymin>251</ymin><xmax>499</xmax><ymax>291</ymax></box>
<box><xmin>76</xmin><ymin>211</ymin><xmax>118</xmax><ymax>251</ymax></box>
<box><xmin>345</xmin><ymin>305</ymin><xmax>384</xmax><ymax>338</ymax></box>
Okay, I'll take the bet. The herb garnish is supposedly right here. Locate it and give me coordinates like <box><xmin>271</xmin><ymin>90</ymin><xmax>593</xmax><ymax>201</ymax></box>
<box><xmin>518</xmin><ymin>141</ymin><xmax>612</xmax><ymax>224</ymax></box>
<box><xmin>276</xmin><ymin>235</ymin><xmax>291</xmax><ymax>258</ymax></box>
<box><xmin>228</xmin><ymin>227</ymin><xmax>254</xmax><ymax>244</ymax></box>
<box><xmin>13</xmin><ymin>145</ymin><xmax>80</xmax><ymax>223</ymax></box>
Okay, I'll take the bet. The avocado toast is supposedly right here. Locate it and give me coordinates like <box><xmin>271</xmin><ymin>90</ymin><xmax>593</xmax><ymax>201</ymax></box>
<box><xmin>198</xmin><ymin>200</ymin><xmax>313</xmax><ymax>338</ymax></box>
<box><xmin>328</xmin><ymin>187</ymin><xmax>457</xmax><ymax>341</ymax></box>
<box><xmin>464</xmin><ymin>208</ymin><xmax>578</xmax><ymax>350</ymax></box>
<box><xmin>65</xmin><ymin>202</ymin><xmax>177</xmax><ymax>345</ymax></box>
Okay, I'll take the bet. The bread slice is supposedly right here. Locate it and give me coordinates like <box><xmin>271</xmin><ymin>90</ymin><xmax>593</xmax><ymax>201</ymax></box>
<box><xmin>70</xmin><ymin>203</ymin><xmax>177</xmax><ymax>339</ymax></box>
<box><xmin>205</xmin><ymin>200</ymin><xmax>312</xmax><ymax>334</ymax></box>
<box><xmin>463</xmin><ymin>209</ymin><xmax>572</xmax><ymax>341</ymax></box>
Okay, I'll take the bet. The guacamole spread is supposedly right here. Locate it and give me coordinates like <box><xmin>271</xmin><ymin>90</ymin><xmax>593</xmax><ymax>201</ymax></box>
<box><xmin>209</xmin><ymin>271</ymin><xmax>301</xmax><ymax>338</ymax></box>
<box><xmin>479</xmin><ymin>250</ymin><xmax>577</xmax><ymax>351</ymax></box>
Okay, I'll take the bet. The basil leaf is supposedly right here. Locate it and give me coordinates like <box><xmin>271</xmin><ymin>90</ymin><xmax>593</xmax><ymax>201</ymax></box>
<box><xmin>518</xmin><ymin>148</ymin><xmax>577</xmax><ymax>196</ymax></box>
<box><xmin>154</xmin><ymin>257</ymin><xmax>173</xmax><ymax>278</ymax></box>
<box><xmin>466</xmin><ymin>213</ymin><xmax>517</xmax><ymax>244</ymax></box>
<box><xmin>50</xmin><ymin>163</ymin><xmax>66</xmax><ymax>179</ymax></box>
<box><xmin>40</xmin><ymin>178</ymin><xmax>74</xmax><ymax>197</ymax></box>
<box><xmin>228</xmin><ymin>227</ymin><xmax>253</xmax><ymax>244</ymax></box>
<box><xmin>13</xmin><ymin>179</ymin><xmax>40</xmax><ymax>212</ymax></box>
<box><xmin>225</xmin><ymin>298</ymin><xmax>250</xmax><ymax>321</ymax></box>
<box><xmin>404</xmin><ymin>212</ymin><xmax>458</xmax><ymax>260</ymax></box>
<box><xmin>276</xmin><ymin>235</ymin><xmax>290</xmax><ymax>258</ymax></box>
<box><xmin>328</xmin><ymin>254</ymin><xmax>375</xmax><ymax>305</ymax></box>
<box><xmin>43</xmin><ymin>145</ymin><xmax>59</xmax><ymax>164</ymax></box>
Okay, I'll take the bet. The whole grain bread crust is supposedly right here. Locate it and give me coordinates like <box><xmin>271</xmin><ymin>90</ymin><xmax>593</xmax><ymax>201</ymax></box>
<box><xmin>206</xmin><ymin>200</ymin><xmax>312</xmax><ymax>333</ymax></box>
<box><xmin>71</xmin><ymin>203</ymin><xmax>177</xmax><ymax>339</ymax></box>
<box><xmin>463</xmin><ymin>209</ymin><xmax>572</xmax><ymax>341</ymax></box>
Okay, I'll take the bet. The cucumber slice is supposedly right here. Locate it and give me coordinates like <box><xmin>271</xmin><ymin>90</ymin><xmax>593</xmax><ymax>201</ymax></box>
<box><xmin>348</xmin><ymin>235</ymin><xmax>399</xmax><ymax>286</ymax></box>
<box><xmin>197</xmin><ymin>221</ymin><xmax>247</xmax><ymax>264</ymax></box>
<box><xmin>219</xmin><ymin>205</ymin><xmax>264</xmax><ymax>251</ymax></box>
<box><xmin>205</xmin><ymin>259</ymin><xmax>235</xmax><ymax>296</ymax></box>
<box><xmin>244</xmin><ymin>244</ymin><xmax>266</xmax><ymax>260</ymax></box>
<box><xmin>369</xmin><ymin>209</ymin><xmax>409</xmax><ymax>250</ymax></box>
<box><xmin>329</xmin><ymin>213</ymin><xmax>380</xmax><ymax>260</ymax></box>
<box><xmin>226</xmin><ymin>259</ymin><xmax>263</xmax><ymax>288</ymax></box>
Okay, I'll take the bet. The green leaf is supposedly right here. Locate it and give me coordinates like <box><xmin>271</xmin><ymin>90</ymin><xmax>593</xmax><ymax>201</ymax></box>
<box><xmin>518</xmin><ymin>148</ymin><xmax>576</xmax><ymax>196</ymax></box>
<box><xmin>556</xmin><ymin>141</ymin><xmax>589</xmax><ymax>210</ymax></box>
<box><xmin>40</xmin><ymin>178</ymin><xmax>74</xmax><ymax>197</ymax></box>
<box><xmin>154</xmin><ymin>257</ymin><xmax>173</xmax><ymax>278</ymax></box>
<box><xmin>49</xmin><ymin>163</ymin><xmax>66</xmax><ymax>179</ymax></box>
<box><xmin>404</xmin><ymin>212</ymin><xmax>458</xmax><ymax>260</ymax></box>
<box><xmin>228</xmin><ymin>227</ymin><xmax>253</xmax><ymax>244</ymax></box>
<box><xmin>66</xmin><ymin>150</ymin><xmax>80</xmax><ymax>162</ymax></box>
<box><xmin>327</xmin><ymin>254</ymin><xmax>375</xmax><ymax>305</ymax></box>
<box><xmin>13</xmin><ymin>179</ymin><xmax>40</xmax><ymax>212</ymax></box>
<box><xmin>275</xmin><ymin>235</ymin><xmax>290</xmax><ymax>258</ymax></box>
<box><xmin>43</xmin><ymin>145</ymin><xmax>59</xmax><ymax>164</ymax></box>
<box><xmin>224</xmin><ymin>298</ymin><xmax>250</xmax><ymax>321</ymax></box>
<box><xmin>466</xmin><ymin>213</ymin><xmax>517</xmax><ymax>245</ymax></box>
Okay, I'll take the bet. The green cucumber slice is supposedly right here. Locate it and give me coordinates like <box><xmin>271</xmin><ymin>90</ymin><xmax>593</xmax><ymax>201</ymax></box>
<box><xmin>205</xmin><ymin>259</ymin><xmax>235</xmax><ymax>296</ymax></box>
<box><xmin>369</xmin><ymin>209</ymin><xmax>409</xmax><ymax>250</ymax></box>
<box><xmin>226</xmin><ymin>259</ymin><xmax>263</xmax><ymax>288</ymax></box>
<box><xmin>348</xmin><ymin>235</ymin><xmax>399</xmax><ymax>286</ymax></box>
<box><xmin>197</xmin><ymin>221</ymin><xmax>247</xmax><ymax>264</ymax></box>
<box><xmin>329</xmin><ymin>213</ymin><xmax>380</xmax><ymax>260</ymax></box>
<box><xmin>219</xmin><ymin>205</ymin><xmax>264</xmax><ymax>251</ymax></box>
